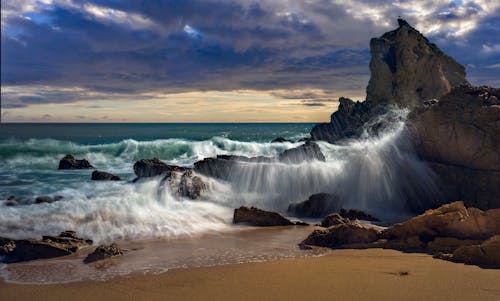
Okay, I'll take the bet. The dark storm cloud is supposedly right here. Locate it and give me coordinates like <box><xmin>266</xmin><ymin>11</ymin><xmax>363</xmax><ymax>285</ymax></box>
<box><xmin>1</xmin><ymin>0</ymin><xmax>499</xmax><ymax>107</ymax></box>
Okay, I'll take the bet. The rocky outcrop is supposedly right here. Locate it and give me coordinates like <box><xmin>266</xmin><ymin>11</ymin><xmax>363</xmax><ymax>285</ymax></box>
<box><xmin>83</xmin><ymin>243</ymin><xmax>124</xmax><ymax>264</ymax></box>
<box><xmin>91</xmin><ymin>170</ymin><xmax>121</xmax><ymax>181</ymax></box>
<box><xmin>233</xmin><ymin>206</ymin><xmax>294</xmax><ymax>227</ymax></box>
<box><xmin>366</xmin><ymin>18</ymin><xmax>468</xmax><ymax>108</ymax></box>
<box><xmin>311</xmin><ymin>19</ymin><xmax>468</xmax><ymax>144</ymax></box>
<box><xmin>320</xmin><ymin>213</ymin><xmax>350</xmax><ymax>228</ymax></box>
<box><xmin>133</xmin><ymin>158</ymin><xmax>187</xmax><ymax>179</ymax></box>
<box><xmin>438</xmin><ymin>235</ymin><xmax>500</xmax><ymax>267</ymax></box>
<box><xmin>1</xmin><ymin>231</ymin><xmax>92</xmax><ymax>263</ymax></box>
<box><xmin>300</xmin><ymin>221</ymin><xmax>380</xmax><ymax>249</ymax></box>
<box><xmin>271</xmin><ymin>137</ymin><xmax>293</xmax><ymax>143</ymax></box>
<box><xmin>338</xmin><ymin>208</ymin><xmax>379</xmax><ymax>222</ymax></box>
<box><xmin>287</xmin><ymin>193</ymin><xmax>342</xmax><ymax>218</ymax></box>
<box><xmin>58</xmin><ymin>155</ymin><xmax>93</xmax><ymax>169</ymax></box>
<box><xmin>407</xmin><ymin>86</ymin><xmax>500</xmax><ymax>210</ymax></box>
<box><xmin>278</xmin><ymin>141</ymin><xmax>325</xmax><ymax>163</ymax></box>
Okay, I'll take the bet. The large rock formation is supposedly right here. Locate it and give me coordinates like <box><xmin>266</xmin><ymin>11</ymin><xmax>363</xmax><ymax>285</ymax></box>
<box><xmin>58</xmin><ymin>155</ymin><xmax>93</xmax><ymax>169</ymax></box>
<box><xmin>407</xmin><ymin>86</ymin><xmax>500</xmax><ymax>209</ymax></box>
<box><xmin>311</xmin><ymin>18</ymin><xmax>468</xmax><ymax>144</ymax></box>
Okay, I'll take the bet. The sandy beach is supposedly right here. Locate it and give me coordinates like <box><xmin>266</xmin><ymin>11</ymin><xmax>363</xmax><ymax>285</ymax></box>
<box><xmin>2</xmin><ymin>248</ymin><xmax>499</xmax><ymax>301</ymax></box>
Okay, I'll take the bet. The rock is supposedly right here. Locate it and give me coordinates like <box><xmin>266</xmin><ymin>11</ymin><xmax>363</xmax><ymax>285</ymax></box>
<box><xmin>407</xmin><ymin>85</ymin><xmax>500</xmax><ymax>210</ymax></box>
<box><xmin>0</xmin><ymin>238</ymin><xmax>16</xmax><ymax>255</ymax></box>
<box><xmin>287</xmin><ymin>193</ymin><xmax>343</xmax><ymax>218</ymax></box>
<box><xmin>58</xmin><ymin>155</ymin><xmax>93</xmax><ymax>169</ymax></box>
<box><xmin>311</xmin><ymin>19</ymin><xmax>467</xmax><ymax>144</ymax></box>
<box><xmin>5</xmin><ymin>195</ymin><xmax>21</xmax><ymax>206</ymax></box>
<box><xmin>278</xmin><ymin>141</ymin><xmax>325</xmax><ymax>163</ymax></box>
<box><xmin>133</xmin><ymin>158</ymin><xmax>187</xmax><ymax>178</ymax></box>
<box><xmin>338</xmin><ymin>208</ymin><xmax>379</xmax><ymax>222</ymax></box>
<box><xmin>366</xmin><ymin>18</ymin><xmax>468</xmax><ymax>109</ymax></box>
<box><xmin>271</xmin><ymin>137</ymin><xmax>292</xmax><ymax>143</ymax></box>
<box><xmin>178</xmin><ymin>170</ymin><xmax>206</xmax><ymax>199</ymax></box>
<box><xmin>91</xmin><ymin>170</ymin><xmax>121</xmax><ymax>181</ymax></box>
<box><xmin>1</xmin><ymin>231</ymin><xmax>92</xmax><ymax>263</ymax></box>
<box><xmin>383</xmin><ymin>201</ymin><xmax>500</xmax><ymax>243</ymax></box>
<box><xmin>194</xmin><ymin>155</ymin><xmax>274</xmax><ymax>180</ymax></box>
<box><xmin>320</xmin><ymin>213</ymin><xmax>350</xmax><ymax>227</ymax></box>
<box><xmin>35</xmin><ymin>195</ymin><xmax>63</xmax><ymax>204</ymax></box>
<box><xmin>83</xmin><ymin>243</ymin><xmax>124</xmax><ymax>264</ymax></box>
<box><xmin>233</xmin><ymin>206</ymin><xmax>294</xmax><ymax>227</ymax></box>
<box><xmin>300</xmin><ymin>221</ymin><xmax>380</xmax><ymax>248</ymax></box>
<box><xmin>426</xmin><ymin>237</ymin><xmax>482</xmax><ymax>254</ymax></box>
<box><xmin>450</xmin><ymin>235</ymin><xmax>500</xmax><ymax>267</ymax></box>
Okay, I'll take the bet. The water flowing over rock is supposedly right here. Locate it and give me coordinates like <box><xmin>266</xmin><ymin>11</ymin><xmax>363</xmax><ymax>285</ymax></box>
<box><xmin>1</xmin><ymin>231</ymin><xmax>92</xmax><ymax>263</ymax></box>
<box><xmin>133</xmin><ymin>158</ymin><xmax>187</xmax><ymax>179</ymax></box>
<box><xmin>278</xmin><ymin>141</ymin><xmax>325</xmax><ymax>163</ymax></box>
<box><xmin>407</xmin><ymin>86</ymin><xmax>500</xmax><ymax>210</ymax></box>
<box><xmin>177</xmin><ymin>170</ymin><xmax>206</xmax><ymax>200</ymax></box>
<box><xmin>287</xmin><ymin>193</ymin><xmax>343</xmax><ymax>218</ymax></box>
<box><xmin>91</xmin><ymin>170</ymin><xmax>121</xmax><ymax>181</ymax></box>
<box><xmin>233</xmin><ymin>206</ymin><xmax>294</xmax><ymax>227</ymax></box>
<box><xmin>58</xmin><ymin>155</ymin><xmax>93</xmax><ymax>169</ymax></box>
<box><xmin>83</xmin><ymin>243</ymin><xmax>124</xmax><ymax>264</ymax></box>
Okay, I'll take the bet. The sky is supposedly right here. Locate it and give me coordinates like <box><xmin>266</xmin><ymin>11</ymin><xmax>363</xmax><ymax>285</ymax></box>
<box><xmin>1</xmin><ymin>0</ymin><xmax>499</xmax><ymax>122</ymax></box>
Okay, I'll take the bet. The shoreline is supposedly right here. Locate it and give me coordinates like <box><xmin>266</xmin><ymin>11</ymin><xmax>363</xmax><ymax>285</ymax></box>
<box><xmin>1</xmin><ymin>248</ymin><xmax>499</xmax><ymax>301</ymax></box>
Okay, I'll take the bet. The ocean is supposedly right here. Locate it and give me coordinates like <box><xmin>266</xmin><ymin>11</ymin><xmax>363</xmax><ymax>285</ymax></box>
<box><xmin>0</xmin><ymin>118</ymin><xmax>437</xmax><ymax>243</ymax></box>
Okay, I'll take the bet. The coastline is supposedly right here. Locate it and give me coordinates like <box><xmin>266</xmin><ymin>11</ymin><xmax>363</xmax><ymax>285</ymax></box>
<box><xmin>1</xmin><ymin>249</ymin><xmax>499</xmax><ymax>301</ymax></box>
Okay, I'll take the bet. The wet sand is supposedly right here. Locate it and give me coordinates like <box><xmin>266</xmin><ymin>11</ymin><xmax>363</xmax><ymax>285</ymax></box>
<box><xmin>1</xmin><ymin>248</ymin><xmax>499</xmax><ymax>301</ymax></box>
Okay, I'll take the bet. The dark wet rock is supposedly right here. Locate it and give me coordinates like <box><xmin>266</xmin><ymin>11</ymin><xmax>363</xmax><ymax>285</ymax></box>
<box><xmin>287</xmin><ymin>193</ymin><xmax>343</xmax><ymax>218</ymax></box>
<box><xmin>178</xmin><ymin>170</ymin><xmax>206</xmax><ymax>200</ymax></box>
<box><xmin>294</xmin><ymin>221</ymin><xmax>310</xmax><ymax>226</ymax></box>
<box><xmin>5</xmin><ymin>195</ymin><xmax>22</xmax><ymax>206</ymax></box>
<box><xmin>300</xmin><ymin>221</ymin><xmax>380</xmax><ymax>249</ymax></box>
<box><xmin>271</xmin><ymin>137</ymin><xmax>293</xmax><ymax>143</ymax></box>
<box><xmin>320</xmin><ymin>213</ymin><xmax>350</xmax><ymax>227</ymax></box>
<box><xmin>338</xmin><ymin>208</ymin><xmax>379</xmax><ymax>222</ymax></box>
<box><xmin>407</xmin><ymin>85</ymin><xmax>500</xmax><ymax>210</ymax></box>
<box><xmin>58</xmin><ymin>155</ymin><xmax>93</xmax><ymax>169</ymax></box>
<box><xmin>35</xmin><ymin>195</ymin><xmax>63</xmax><ymax>204</ymax></box>
<box><xmin>233</xmin><ymin>206</ymin><xmax>294</xmax><ymax>227</ymax></box>
<box><xmin>91</xmin><ymin>170</ymin><xmax>121</xmax><ymax>181</ymax></box>
<box><xmin>1</xmin><ymin>231</ymin><xmax>92</xmax><ymax>263</ymax></box>
<box><xmin>83</xmin><ymin>243</ymin><xmax>124</xmax><ymax>264</ymax></box>
<box><xmin>194</xmin><ymin>155</ymin><xmax>274</xmax><ymax>180</ymax></box>
<box><xmin>0</xmin><ymin>238</ymin><xmax>16</xmax><ymax>255</ymax></box>
<box><xmin>278</xmin><ymin>141</ymin><xmax>325</xmax><ymax>163</ymax></box>
<box><xmin>133</xmin><ymin>158</ymin><xmax>187</xmax><ymax>179</ymax></box>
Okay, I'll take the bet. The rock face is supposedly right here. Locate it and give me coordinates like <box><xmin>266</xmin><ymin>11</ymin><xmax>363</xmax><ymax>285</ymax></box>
<box><xmin>1</xmin><ymin>231</ymin><xmax>92</xmax><ymax>263</ymax></box>
<box><xmin>83</xmin><ymin>243</ymin><xmax>124</xmax><ymax>264</ymax></box>
<box><xmin>233</xmin><ymin>206</ymin><xmax>294</xmax><ymax>227</ymax></box>
<box><xmin>366</xmin><ymin>18</ymin><xmax>468</xmax><ymax>108</ymax></box>
<box><xmin>445</xmin><ymin>235</ymin><xmax>500</xmax><ymax>267</ymax></box>
<box><xmin>300</xmin><ymin>221</ymin><xmax>380</xmax><ymax>249</ymax></box>
<box><xmin>271</xmin><ymin>137</ymin><xmax>293</xmax><ymax>143</ymax></box>
<box><xmin>58</xmin><ymin>155</ymin><xmax>93</xmax><ymax>169</ymax></box>
<box><xmin>407</xmin><ymin>86</ymin><xmax>500</xmax><ymax>210</ymax></box>
<box><xmin>278</xmin><ymin>141</ymin><xmax>325</xmax><ymax>163</ymax></box>
<box><xmin>287</xmin><ymin>193</ymin><xmax>342</xmax><ymax>218</ymax></box>
<box><xmin>91</xmin><ymin>170</ymin><xmax>121</xmax><ymax>181</ymax></box>
<box><xmin>338</xmin><ymin>209</ymin><xmax>379</xmax><ymax>222</ymax></box>
<box><xmin>311</xmin><ymin>19</ymin><xmax>468</xmax><ymax>144</ymax></box>
<box><xmin>133</xmin><ymin>158</ymin><xmax>187</xmax><ymax>179</ymax></box>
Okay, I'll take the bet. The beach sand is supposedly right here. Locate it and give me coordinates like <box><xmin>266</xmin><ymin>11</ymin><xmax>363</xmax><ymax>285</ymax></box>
<box><xmin>1</xmin><ymin>248</ymin><xmax>499</xmax><ymax>301</ymax></box>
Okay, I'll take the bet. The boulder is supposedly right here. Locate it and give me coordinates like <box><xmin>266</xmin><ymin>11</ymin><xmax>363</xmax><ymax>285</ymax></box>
<box><xmin>194</xmin><ymin>155</ymin><xmax>274</xmax><ymax>180</ymax></box>
<box><xmin>338</xmin><ymin>208</ymin><xmax>379</xmax><ymax>222</ymax></box>
<box><xmin>58</xmin><ymin>155</ymin><xmax>93</xmax><ymax>169</ymax></box>
<box><xmin>300</xmin><ymin>221</ymin><xmax>380</xmax><ymax>249</ymax></box>
<box><xmin>178</xmin><ymin>170</ymin><xmax>206</xmax><ymax>200</ymax></box>
<box><xmin>5</xmin><ymin>195</ymin><xmax>22</xmax><ymax>206</ymax></box>
<box><xmin>287</xmin><ymin>193</ymin><xmax>342</xmax><ymax>218</ymax></box>
<box><xmin>83</xmin><ymin>243</ymin><xmax>124</xmax><ymax>264</ymax></box>
<box><xmin>407</xmin><ymin>85</ymin><xmax>500</xmax><ymax>210</ymax></box>
<box><xmin>1</xmin><ymin>231</ymin><xmax>92</xmax><ymax>263</ymax></box>
<box><xmin>278</xmin><ymin>141</ymin><xmax>325</xmax><ymax>163</ymax></box>
<box><xmin>383</xmin><ymin>201</ymin><xmax>500</xmax><ymax>242</ymax></box>
<box><xmin>450</xmin><ymin>235</ymin><xmax>500</xmax><ymax>267</ymax></box>
<box><xmin>271</xmin><ymin>137</ymin><xmax>293</xmax><ymax>143</ymax></box>
<box><xmin>91</xmin><ymin>170</ymin><xmax>121</xmax><ymax>181</ymax></box>
<box><xmin>133</xmin><ymin>158</ymin><xmax>187</xmax><ymax>178</ymax></box>
<box><xmin>233</xmin><ymin>206</ymin><xmax>294</xmax><ymax>227</ymax></box>
<box><xmin>320</xmin><ymin>213</ymin><xmax>350</xmax><ymax>227</ymax></box>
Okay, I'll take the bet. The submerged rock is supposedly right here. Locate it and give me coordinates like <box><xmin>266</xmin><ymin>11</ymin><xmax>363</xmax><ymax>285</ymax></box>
<box><xmin>287</xmin><ymin>193</ymin><xmax>342</xmax><ymax>218</ymax></box>
<box><xmin>91</xmin><ymin>170</ymin><xmax>121</xmax><ymax>181</ymax></box>
<box><xmin>58</xmin><ymin>155</ymin><xmax>93</xmax><ymax>169</ymax></box>
<box><xmin>233</xmin><ymin>206</ymin><xmax>294</xmax><ymax>227</ymax></box>
<box><xmin>300</xmin><ymin>221</ymin><xmax>380</xmax><ymax>249</ymax></box>
<box><xmin>1</xmin><ymin>231</ymin><xmax>92</xmax><ymax>263</ymax></box>
<box><xmin>83</xmin><ymin>243</ymin><xmax>124</xmax><ymax>264</ymax></box>
<box><xmin>35</xmin><ymin>195</ymin><xmax>63</xmax><ymax>204</ymax></box>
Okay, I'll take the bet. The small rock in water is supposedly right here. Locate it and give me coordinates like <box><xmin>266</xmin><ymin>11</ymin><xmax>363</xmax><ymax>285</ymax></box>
<box><xmin>83</xmin><ymin>243</ymin><xmax>124</xmax><ymax>264</ymax></box>
<box><xmin>91</xmin><ymin>170</ymin><xmax>121</xmax><ymax>181</ymax></box>
<box><xmin>271</xmin><ymin>137</ymin><xmax>292</xmax><ymax>143</ymax></box>
<box><xmin>233</xmin><ymin>206</ymin><xmax>294</xmax><ymax>227</ymax></box>
<box><xmin>58</xmin><ymin>155</ymin><xmax>93</xmax><ymax>169</ymax></box>
<box><xmin>35</xmin><ymin>195</ymin><xmax>63</xmax><ymax>204</ymax></box>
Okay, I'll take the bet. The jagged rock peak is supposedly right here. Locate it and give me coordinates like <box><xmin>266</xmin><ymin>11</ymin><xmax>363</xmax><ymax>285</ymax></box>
<box><xmin>366</xmin><ymin>18</ymin><xmax>469</xmax><ymax>108</ymax></box>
